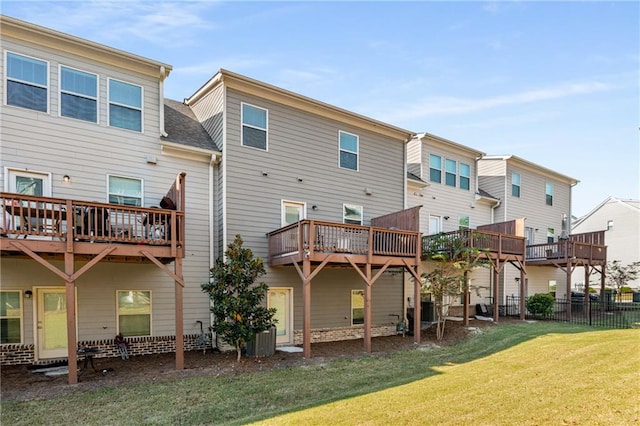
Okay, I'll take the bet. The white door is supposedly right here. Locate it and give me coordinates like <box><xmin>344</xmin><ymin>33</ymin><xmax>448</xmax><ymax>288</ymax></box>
<box><xmin>282</xmin><ymin>200</ymin><xmax>305</xmax><ymax>226</ymax></box>
<box><xmin>5</xmin><ymin>170</ymin><xmax>52</xmax><ymax>236</ymax></box>
<box><xmin>36</xmin><ymin>287</ymin><xmax>69</xmax><ymax>360</ymax></box>
<box><xmin>268</xmin><ymin>288</ymin><xmax>293</xmax><ymax>345</ymax></box>
<box><xmin>429</xmin><ymin>215</ymin><xmax>441</xmax><ymax>235</ymax></box>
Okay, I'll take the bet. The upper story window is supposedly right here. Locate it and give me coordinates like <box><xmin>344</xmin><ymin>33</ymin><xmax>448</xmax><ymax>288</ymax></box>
<box><xmin>458</xmin><ymin>216</ymin><xmax>470</xmax><ymax>230</ymax></box>
<box><xmin>108</xmin><ymin>78</ymin><xmax>142</xmax><ymax>132</ymax></box>
<box><xmin>512</xmin><ymin>173</ymin><xmax>521</xmax><ymax>197</ymax></box>
<box><xmin>60</xmin><ymin>66</ymin><xmax>98</xmax><ymax>123</ymax></box>
<box><xmin>445</xmin><ymin>159</ymin><xmax>457</xmax><ymax>187</ymax></box>
<box><xmin>545</xmin><ymin>183</ymin><xmax>554</xmax><ymax>206</ymax></box>
<box><xmin>242</xmin><ymin>103</ymin><xmax>268</xmax><ymax>150</ymax></box>
<box><xmin>339</xmin><ymin>131</ymin><xmax>359</xmax><ymax>171</ymax></box>
<box><xmin>108</xmin><ymin>175</ymin><xmax>143</xmax><ymax>206</ymax></box>
<box><xmin>0</xmin><ymin>290</ymin><xmax>22</xmax><ymax>344</ymax></box>
<box><xmin>343</xmin><ymin>204</ymin><xmax>363</xmax><ymax>225</ymax></box>
<box><xmin>6</xmin><ymin>52</ymin><xmax>48</xmax><ymax>113</ymax></box>
<box><xmin>429</xmin><ymin>154</ymin><xmax>442</xmax><ymax>183</ymax></box>
<box><xmin>460</xmin><ymin>163</ymin><xmax>470</xmax><ymax>190</ymax></box>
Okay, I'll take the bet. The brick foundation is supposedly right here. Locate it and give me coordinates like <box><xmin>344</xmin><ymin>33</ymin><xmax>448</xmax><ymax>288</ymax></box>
<box><xmin>293</xmin><ymin>324</ymin><xmax>397</xmax><ymax>345</ymax></box>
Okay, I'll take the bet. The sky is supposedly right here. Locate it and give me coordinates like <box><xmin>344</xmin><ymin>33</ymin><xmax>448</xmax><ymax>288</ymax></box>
<box><xmin>3</xmin><ymin>1</ymin><xmax>638</xmax><ymax>218</ymax></box>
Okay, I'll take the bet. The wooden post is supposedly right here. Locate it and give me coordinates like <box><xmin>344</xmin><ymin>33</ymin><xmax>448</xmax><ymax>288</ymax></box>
<box><xmin>65</xmin><ymin>252</ymin><xmax>78</xmax><ymax>385</ymax></box>
<box><xmin>584</xmin><ymin>265</ymin><xmax>591</xmax><ymax>319</ymax></box>
<box><xmin>463</xmin><ymin>271</ymin><xmax>469</xmax><ymax>326</ymax></box>
<box><xmin>566</xmin><ymin>260</ymin><xmax>573</xmax><ymax>320</ymax></box>
<box><xmin>493</xmin><ymin>261</ymin><xmax>500</xmax><ymax>322</ymax></box>
<box><xmin>364</xmin><ymin>263</ymin><xmax>372</xmax><ymax>353</ymax></box>
<box><xmin>519</xmin><ymin>270</ymin><xmax>526</xmax><ymax>320</ymax></box>
<box><xmin>413</xmin><ymin>266</ymin><xmax>422</xmax><ymax>345</ymax></box>
<box><xmin>302</xmin><ymin>258</ymin><xmax>312</xmax><ymax>358</ymax></box>
<box><xmin>175</xmin><ymin>257</ymin><xmax>184</xmax><ymax>370</ymax></box>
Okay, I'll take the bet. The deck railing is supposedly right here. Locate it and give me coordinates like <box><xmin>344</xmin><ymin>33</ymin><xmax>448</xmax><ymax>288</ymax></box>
<box><xmin>422</xmin><ymin>229</ymin><xmax>526</xmax><ymax>259</ymax></box>
<box><xmin>267</xmin><ymin>220</ymin><xmax>421</xmax><ymax>261</ymax></box>
<box><xmin>0</xmin><ymin>192</ymin><xmax>183</xmax><ymax>247</ymax></box>
<box><xmin>526</xmin><ymin>240</ymin><xmax>606</xmax><ymax>262</ymax></box>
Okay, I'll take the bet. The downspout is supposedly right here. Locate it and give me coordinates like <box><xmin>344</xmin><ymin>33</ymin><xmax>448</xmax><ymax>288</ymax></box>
<box><xmin>491</xmin><ymin>198</ymin><xmax>502</xmax><ymax>224</ymax></box>
<box><xmin>159</xmin><ymin>66</ymin><xmax>168</xmax><ymax>137</ymax></box>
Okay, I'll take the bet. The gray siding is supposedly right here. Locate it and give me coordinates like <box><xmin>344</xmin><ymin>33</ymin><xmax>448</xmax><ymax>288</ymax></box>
<box><xmin>0</xmin><ymin>36</ymin><xmax>212</xmax><ymax>343</ymax></box>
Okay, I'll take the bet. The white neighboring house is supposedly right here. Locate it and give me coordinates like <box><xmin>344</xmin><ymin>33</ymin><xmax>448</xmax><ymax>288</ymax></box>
<box><xmin>572</xmin><ymin>197</ymin><xmax>640</xmax><ymax>290</ymax></box>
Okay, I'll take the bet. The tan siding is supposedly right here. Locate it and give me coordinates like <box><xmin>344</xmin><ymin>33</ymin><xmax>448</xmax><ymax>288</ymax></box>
<box><xmin>406</xmin><ymin>138</ymin><xmax>422</xmax><ymax>178</ymax></box>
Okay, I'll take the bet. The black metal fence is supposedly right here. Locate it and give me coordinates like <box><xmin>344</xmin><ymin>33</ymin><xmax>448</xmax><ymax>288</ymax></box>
<box><xmin>504</xmin><ymin>296</ymin><xmax>640</xmax><ymax>329</ymax></box>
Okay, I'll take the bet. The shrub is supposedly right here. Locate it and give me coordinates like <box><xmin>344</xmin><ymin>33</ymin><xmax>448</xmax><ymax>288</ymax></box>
<box><xmin>526</xmin><ymin>293</ymin><xmax>555</xmax><ymax>318</ymax></box>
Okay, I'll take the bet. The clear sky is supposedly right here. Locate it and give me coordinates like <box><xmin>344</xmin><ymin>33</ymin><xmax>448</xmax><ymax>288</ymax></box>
<box><xmin>3</xmin><ymin>1</ymin><xmax>638</xmax><ymax>218</ymax></box>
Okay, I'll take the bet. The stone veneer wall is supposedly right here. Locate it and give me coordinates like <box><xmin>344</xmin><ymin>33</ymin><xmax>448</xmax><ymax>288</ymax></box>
<box><xmin>293</xmin><ymin>324</ymin><xmax>398</xmax><ymax>345</ymax></box>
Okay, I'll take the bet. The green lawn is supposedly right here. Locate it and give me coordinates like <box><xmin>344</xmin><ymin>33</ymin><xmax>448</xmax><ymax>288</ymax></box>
<box><xmin>2</xmin><ymin>322</ymin><xmax>638</xmax><ymax>426</ymax></box>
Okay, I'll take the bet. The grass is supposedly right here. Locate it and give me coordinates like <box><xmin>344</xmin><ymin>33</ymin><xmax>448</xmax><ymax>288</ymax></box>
<box><xmin>2</xmin><ymin>322</ymin><xmax>638</xmax><ymax>425</ymax></box>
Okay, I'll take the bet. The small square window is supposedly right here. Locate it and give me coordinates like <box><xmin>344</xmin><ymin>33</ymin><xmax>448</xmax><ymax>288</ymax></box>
<box><xmin>242</xmin><ymin>103</ymin><xmax>268</xmax><ymax>150</ymax></box>
<box><xmin>108</xmin><ymin>175</ymin><xmax>143</xmax><ymax>206</ymax></box>
<box><xmin>339</xmin><ymin>131</ymin><xmax>359</xmax><ymax>170</ymax></box>
<box><xmin>343</xmin><ymin>204</ymin><xmax>363</xmax><ymax>225</ymax></box>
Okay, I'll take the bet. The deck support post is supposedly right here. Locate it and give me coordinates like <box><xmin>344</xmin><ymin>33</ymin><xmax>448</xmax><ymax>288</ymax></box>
<box><xmin>519</xmin><ymin>269</ymin><xmax>526</xmax><ymax>320</ymax></box>
<box><xmin>463</xmin><ymin>271</ymin><xmax>470</xmax><ymax>326</ymax></box>
<box><xmin>493</xmin><ymin>260</ymin><xmax>500</xmax><ymax>322</ymax></box>
<box><xmin>302</xmin><ymin>258</ymin><xmax>312</xmax><ymax>358</ymax></box>
<box><xmin>175</xmin><ymin>257</ymin><xmax>184</xmax><ymax>370</ymax></box>
<box><xmin>64</xmin><ymin>252</ymin><xmax>78</xmax><ymax>385</ymax></box>
<box><xmin>364</xmin><ymin>263</ymin><xmax>372</xmax><ymax>353</ymax></box>
<box><xmin>566</xmin><ymin>260</ymin><xmax>573</xmax><ymax>320</ymax></box>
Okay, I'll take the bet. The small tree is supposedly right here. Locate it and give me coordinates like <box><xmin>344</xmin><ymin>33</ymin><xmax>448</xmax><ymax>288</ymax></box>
<box><xmin>606</xmin><ymin>260</ymin><xmax>640</xmax><ymax>299</ymax></box>
<box><xmin>201</xmin><ymin>235</ymin><xmax>276</xmax><ymax>361</ymax></box>
<box><xmin>421</xmin><ymin>232</ymin><xmax>488</xmax><ymax>340</ymax></box>
<box><xmin>525</xmin><ymin>293</ymin><xmax>554</xmax><ymax>318</ymax></box>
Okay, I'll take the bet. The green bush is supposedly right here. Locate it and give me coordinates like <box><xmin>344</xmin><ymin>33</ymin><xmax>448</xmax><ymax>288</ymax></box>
<box><xmin>526</xmin><ymin>293</ymin><xmax>555</xmax><ymax>317</ymax></box>
<box><xmin>621</xmin><ymin>286</ymin><xmax>633</xmax><ymax>293</ymax></box>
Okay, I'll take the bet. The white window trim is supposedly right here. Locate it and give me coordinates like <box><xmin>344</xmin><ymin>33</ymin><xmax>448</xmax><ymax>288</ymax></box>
<box><xmin>241</xmin><ymin>102</ymin><xmax>269</xmax><ymax>151</ymax></box>
<box><xmin>545</xmin><ymin>182</ymin><xmax>554</xmax><ymax>206</ymax></box>
<box><xmin>4</xmin><ymin>167</ymin><xmax>53</xmax><ymax>195</ymax></box>
<box><xmin>429</xmin><ymin>154</ymin><xmax>442</xmax><ymax>184</ymax></box>
<box><xmin>107</xmin><ymin>77</ymin><xmax>144</xmax><ymax>133</ymax></box>
<box><xmin>338</xmin><ymin>130</ymin><xmax>359</xmax><ymax>171</ymax></box>
<box><xmin>351</xmin><ymin>289</ymin><xmax>364</xmax><ymax>326</ymax></box>
<box><xmin>116</xmin><ymin>290</ymin><xmax>152</xmax><ymax>337</ymax></box>
<box><xmin>58</xmin><ymin>64</ymin><xmax>99</xmax><ymax>124</ymax></box>
<box><xmin>429</xmin><ymin>215</ymin><xmax>442</xmax><ymax>235</ymax></box>
<box><xmin>458</xmin><ymin>215</ymin><xmax>471</xmax><ymax>230</ymax></box>
<box><xmin>4</xmin><ymin>50</ymin><xmax>50</xmax><ymax>114</ymax></box>
<box><xmin>512</xmin><ymin>172</ymin><xmax>521</xmax><ymax>197</ymax></box>
<box><xmin>343</xmin><ymin>203</ymin><xmax>363</xmax><ymax>225</ymax></box>
<box><xmin>445</xmin><ymin>158</ymin><xmax>457</xmax><ymax>187</ymax></box>
<box><xmin>281</xmin><ymin>200</ymin><xmax>306</xmax><ymax>227</ymax></box>
<box><xmin>459</xmin><ymin>163</ymin><xmax>471</xmax><ymax>190</ymax></box>
<box><xmin>106</xmin><ymin>174</ymin><xmax>144</xmax><ymax>206</ymax></box>
<box><xmin>0</xmin><ymin>290</ymin><xmax>24</xmax><ymax>344</ymax></box>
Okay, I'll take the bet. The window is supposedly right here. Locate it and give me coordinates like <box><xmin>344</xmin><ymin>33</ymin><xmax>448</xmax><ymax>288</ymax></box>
<box><xmin>445</xmin><ymin>159</ymin><xmax>457</xmax><ymax>187</ymax></box>
<box><xmin>109</xmin><ymin>78</ymin><xmax>142</xmax><ymax>132</ymax></box>
<box><xmin>339</xmin><ymin>131</ymin><xmax>359</xmax><ymax>170</ymax></box>
<box><xmin>108</xmin><ymin>175</ymin><xmax>143</xmax><ymax>206</ymax></box>
<box><xmin>545</xmin><ymin>183</ymin><xmax>554</xmax><ymax>206</ymax></box>
<box><xmin>117</xmin><ymin>290</ymin><xmax>151</xmax><ymax>337</ymax></box>
<box><xmin>512</xmin><ymin>173</ymin><xmax>521</xmax><ymax>197</ymax></box>
<box><xmin>241</xmin><ymin>103</ymin><xmax>268</xmax><ymax>150</ymax></box>
<box><xmin>429</xmin><ymin>154</ymin><xmax>442</xmax><ymax>183</ymax></box>
<box><xmin>351</xmin><ymin>290</ymin><xmax>364</xmax><ymax>325</ymax></box>
<box><xmin>547</xmin><ymin>228</ymin><xmax>554</xmax><ymax>244</ymax></box>
<box><xmin>458</xmin><ymin>216</ymin><xmax>470</xmax><ymax>230</ymax></box>
<box><xmin>343</xmin><ymin>204</ymin><xmax>363</xmax><ymax>225</ymax></box>
<box><xmin>282</xmin><ymin>200</ymin><xmax>305</xmax><ymax>226</ymax></box>
<box><xmin>0</xmin><ymin>291</ymin><xmax>22</xmax><ymax>344</ymax></box>
<box><xmin>460</xmin><ymin>163</ymin><xmax>470</xmax><ymax>190</ymax></box>
<box><xmin>607</xmin><ymin>220</ymin><xmax>614</xmax><ymax>230</ymax></box>
<box><xmin>6</xmin><ymin>52</ymin><xmax>48</xmax><ymax>112</ymax></box>
<box><xmin>60</xmin><ymin>66</ymin><xmax>97</xmax><ymax>123</ymax></box>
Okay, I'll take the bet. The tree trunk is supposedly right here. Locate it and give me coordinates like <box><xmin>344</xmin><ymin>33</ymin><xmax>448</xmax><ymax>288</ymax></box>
<box><xmin>236</xmin><ymin>341</ymin><xmax>242</xmax><ymax>362</ymax></box>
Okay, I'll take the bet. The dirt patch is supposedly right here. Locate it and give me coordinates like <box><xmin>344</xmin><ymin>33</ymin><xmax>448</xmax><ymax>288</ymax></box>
<box><xmin>1</xmin><ymin>319</ymin><xmax>501</xmax><ymax>401</ymax></box>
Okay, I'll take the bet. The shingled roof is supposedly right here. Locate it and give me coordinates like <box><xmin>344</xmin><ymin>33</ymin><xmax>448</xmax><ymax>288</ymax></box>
<box><xmin>163</xmin><ymin>98</ymin><xmax>219</xmax><ymax>151</ymax></box>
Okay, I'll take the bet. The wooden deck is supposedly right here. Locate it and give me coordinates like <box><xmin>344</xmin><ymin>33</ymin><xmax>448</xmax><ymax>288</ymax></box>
<box><xmin>0</xmin><ymin>192</ymin><xmax>184</xmax><ymax>263</ymax></box>
<box><xmin>422</xmin><ymin>229</ymin><xmax>526</xmax><ymax>261</ymax></box>
<box><xmin>525</xmin><ymin>231</ymin><xmax>607</xmax><ymax>266</ymax></box>
<box><xmin>0</xmin><ymin>173</ymin><xmax>187</xmax><ymax>385</ymax></box>
<box><xmin>267</xmin><ymin>219</ymin><xmax>422</xmax><ymax>267</ymax></box>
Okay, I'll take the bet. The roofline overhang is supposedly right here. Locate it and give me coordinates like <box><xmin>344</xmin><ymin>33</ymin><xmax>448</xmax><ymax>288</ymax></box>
<box><xmin>185</xmin><ymin>69</ymin><xmax>415</xmax><ymax>141</ymax></box>
<box><xmin>160</xmin><ymin>140</ymin><xmax>222</xmax><ymax>164</ymax></box>
<box><xmin>415</xmin><ymin>132</ymin><xmax>486</xmax><ymax>157</ymax></box>
<box><xmin>480</xmin><ymin>154</ymin><xmax>579</xmax><ymax>185</ymax></box>
<box><xmin>1</xmin><ymin>15</ymin><xmax>172</xmax><ymax>79</ymax></box>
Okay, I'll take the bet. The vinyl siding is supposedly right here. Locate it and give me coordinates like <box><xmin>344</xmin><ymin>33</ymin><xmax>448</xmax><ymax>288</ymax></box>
<box><xmin>0</xmin><ymin>37</ymin><xmax>212</xmax><ymax>343</ymax></box>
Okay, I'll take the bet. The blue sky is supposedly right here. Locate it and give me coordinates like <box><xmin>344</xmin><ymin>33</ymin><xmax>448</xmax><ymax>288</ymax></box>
<box><xmin>4</xmin><ymin>1</ymin><xmax>638</xmax><ymax>217</ymax></box>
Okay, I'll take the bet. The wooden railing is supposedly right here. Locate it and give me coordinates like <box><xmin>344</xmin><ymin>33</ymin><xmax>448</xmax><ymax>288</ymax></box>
<box><xmin>0</xmin><ymin>192</ymin><xmax>184</xmax><ymax>248</ymax></box>
<box><xmin>422</xmin><ymin>229</ymin><xmax>526</xmax><ymax>259</ymax></box>
<box><xmin>526</xmin><ymin>240</ymin><xmax>607</xmax><ymax>262</ymax></box>
<box><xmin>267</xmin><ymin>220</ymin><xmax>421</xmax><ymax>262</ymax></box>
